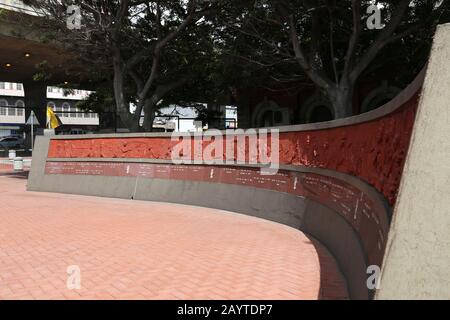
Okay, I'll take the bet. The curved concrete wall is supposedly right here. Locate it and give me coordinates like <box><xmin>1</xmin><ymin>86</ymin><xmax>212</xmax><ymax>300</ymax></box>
<box><xmin>45</xmin><ymin>69</ymin><xmax>424</xmax><ymax>206</ymax></box>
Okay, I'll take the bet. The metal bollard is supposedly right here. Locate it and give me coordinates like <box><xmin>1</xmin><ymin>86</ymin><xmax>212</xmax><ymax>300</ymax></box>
<box><xmin>13</xmin><ymin>157</ymin><xmax>23</xmax><ymax>172</ymax></box>
<box><xmin>8</xmin><ymin>149</ymin><xmax>16</xmax><ymax>160</ymax></box>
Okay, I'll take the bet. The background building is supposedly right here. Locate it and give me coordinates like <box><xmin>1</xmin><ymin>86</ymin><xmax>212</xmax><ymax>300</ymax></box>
<box><xmin>0</xmin><ymin>82</ymin><xmax>98</xmax><ymax>138</ymax></box>
<box><xmin>1</xmin><ymin>82</ymin><xmax>238</xmax><ymax>138</ymax></box>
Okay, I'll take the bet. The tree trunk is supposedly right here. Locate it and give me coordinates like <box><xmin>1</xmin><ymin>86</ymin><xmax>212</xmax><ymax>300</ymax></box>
<box><xmin>129</xmin><ymin>116</ymin><xmax>142</xmax><ymax>132</ymax></box>
<box><xmin>328</xmin><ymin>84</ymin><xmax>354</xmax><ymax>119</ymax></box>
<box><xmin>112</xmin><ymin>47</ymin><xmax>141</xmax><ymax>132</ymax></box>
<box><xmin>142</xmin><ymin>99</ymin><xmax>156</xmax><ymax>132</ymax></box>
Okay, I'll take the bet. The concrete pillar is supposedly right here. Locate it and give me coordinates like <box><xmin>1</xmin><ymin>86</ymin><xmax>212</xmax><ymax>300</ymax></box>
<box><xmin>23</xmin><ymin>82</ymin><xmax>47</xmax><ymax>128</ymax></box>
<box><xmin>376</xmin><ymin>23</ymin><xmax>450</xmax><ymax>300</ymax></box>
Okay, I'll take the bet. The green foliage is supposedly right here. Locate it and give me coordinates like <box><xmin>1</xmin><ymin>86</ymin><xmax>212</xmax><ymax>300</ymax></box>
<box><xmin>75</xmin><ymin>85</ymin><xmax>114</xmax><ymax>113</ymax></box>
<box><xmin>32</xmin><ymin>61</ymin><xmax>53</xmax><ymax>81</ymax></box>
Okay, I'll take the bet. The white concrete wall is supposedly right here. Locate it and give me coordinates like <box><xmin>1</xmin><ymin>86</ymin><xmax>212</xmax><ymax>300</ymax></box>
<box><xmin>47</xmin><ymin>87</ymin><xmax>92</xmax><ymax>101</ymax></box>
<box><xmin>57</xmin><ymin>113</ymin><xmax>99</xmax><ymax>126</ymax></box>
<box><xmin>0</xmin><ymin>114</ymin><xmax>25</xmax><ymax>124</ymax></box>
<box><xmin>0</xmin><ymin>82</ymin><xmax>24</xmax><ymax>97</ymax></box>
<box><xmin>376</xmin><ymin>23</ymin><xmax>450</xmax><ymax>299</ymax></box>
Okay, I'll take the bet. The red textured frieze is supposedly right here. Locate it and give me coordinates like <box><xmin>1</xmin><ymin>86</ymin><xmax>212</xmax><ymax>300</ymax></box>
<box><xmin>48</xmin><ymin>137</ymin><xmax>177</xmax><ymax>160</ymax></box>
<box><xmin>278</xmin><ymin>97</ymin><xmax>418</xmax><ymax>205</ymax></box>
<box><xmin>45</xmin><ymin>161</ymin><xmax>388</xmax><ymax>267</ymax></box>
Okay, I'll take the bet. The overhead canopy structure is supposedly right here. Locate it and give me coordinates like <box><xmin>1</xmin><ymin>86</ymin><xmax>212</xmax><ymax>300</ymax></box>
<box><xmin>0</xmin><ymin>34</ymin><xmax>75</xmax><ymax>84</ymax></box>
<box><xmin>0</xmin><ymin>2</ymin><xmax>88</xmax><ymax>85</ymax></box>
<box><xmin>0</xmin><ymin>1</ymin><xmax>96</xmax><ymax>125</ymax></box>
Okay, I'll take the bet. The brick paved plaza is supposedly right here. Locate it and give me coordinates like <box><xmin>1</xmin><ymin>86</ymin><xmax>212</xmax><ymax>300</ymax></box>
<box><xmin>0</xmin><ymin>170</ymin><xmax>348</xmax><ymax>300</ymax></box>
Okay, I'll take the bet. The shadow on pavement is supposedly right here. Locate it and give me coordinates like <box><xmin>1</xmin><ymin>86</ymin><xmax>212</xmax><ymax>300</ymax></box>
<box><xmin>306</xmin><ymin>234</ymin><xmax>349</xmax><ymax>300</ymax></box>
<box><xmin>0</xmin><ymin>171</ymin><xmax>29</xmax><ymax>179</ymax></box>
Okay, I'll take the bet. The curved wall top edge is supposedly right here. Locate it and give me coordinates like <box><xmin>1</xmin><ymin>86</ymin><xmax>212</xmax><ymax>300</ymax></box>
<box><xmin>50</xmin><ymin>65</ymin><xmax>426</xmax><ymax>141</ymax></box>
<box><xmin>276</xmin><ymin>65</ymin><xmax>426</xmax><ymax>132</ymax></box>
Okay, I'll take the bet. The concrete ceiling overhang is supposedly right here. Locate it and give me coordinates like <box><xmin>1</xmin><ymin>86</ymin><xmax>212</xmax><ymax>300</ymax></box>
<box><xmin>0</xmin><ymin>10</ymin><xmax>95</xmax><ymax>87</ymax></box>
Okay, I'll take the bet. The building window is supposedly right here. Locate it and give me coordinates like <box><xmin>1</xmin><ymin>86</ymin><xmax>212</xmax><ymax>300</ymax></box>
<box><xmin>61</xmin><ymin>102</ymin><xmax>70</xmax><ymax>118</ymax></box>
<box><xmin>54</xmin><ymin>105</ymin><xmax>61</xmax><ymax>117</ymax></box>
<box><xmin>0</xmin><ymin>82</ymin><xmax>4</xmax><ymax>90</ymax></box>
<box><xmin>252</xmin><ymin>99</ymin><xmax>290</xmax><ymax>127</ymax></box>
<box><xmin>300</xmin><ymin>94</ymin><xmax>334</xmax><ymax>124</ymax></box>
<box><xmin>309</xmin><ymin>105</ymin><xmax>333</xmax><ymax>123</ymax></box>
<box><xmin>15</xmin><ymin>101</ymin><xmax>25</xmax><ymax>116</ymax></box>
<box><xmin>0</xmin><ymin>99</ymin><xmax>7</xmax><ymax>115</ymax></box>
<box><xmin>62</xmin><ymin>104</ymin><xmax>69</xmax><ymax>117</ymax></box>
<box><xmin>360</xmin><ymin>83</ymin><xmax>401</xmax><ymax>113</ymax></box>
<box><xmin>8</xmin><ymin>105</ymin><xmax>16</xmax><ymax>116</ymax></box>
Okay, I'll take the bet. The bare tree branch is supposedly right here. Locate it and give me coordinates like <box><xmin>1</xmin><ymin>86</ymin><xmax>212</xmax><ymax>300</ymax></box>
<box><xmin>342</xmin><ymin>0</ymin><xmax>362</xmax><ymax>82</ymax></box>
<box><xmin>349</xmin><ymin>0</ymin><xmax>411</xmax><ymax>82</ymax></box>
<box><xmin>276</xmin><ymin>2</ymin><xmax>333</xmax><ymax>90</ymax></box>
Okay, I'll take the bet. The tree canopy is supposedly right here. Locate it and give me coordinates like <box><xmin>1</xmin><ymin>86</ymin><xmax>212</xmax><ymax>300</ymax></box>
<box><xmin>22</xmin><ymin>0</ymin><xmax>450</xmax><ymax>130</ymax></box>
<box><xmin>215</xmin><ymin>0</ymin><xmax>450</xmax><ymax>118</ymax></box>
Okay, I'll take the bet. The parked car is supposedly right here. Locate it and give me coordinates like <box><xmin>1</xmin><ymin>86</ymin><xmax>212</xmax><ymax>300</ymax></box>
<box><xmin>0</xmin><ymin>136</ymin><xmax>24</xmax><ymax>150</ymax></box>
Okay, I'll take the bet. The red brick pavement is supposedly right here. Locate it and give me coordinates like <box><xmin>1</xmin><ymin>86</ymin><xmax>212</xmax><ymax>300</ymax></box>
<box><xmin>0</xmin><ymin>173</ymin><xmax>348</xmax><ymax>300</ymax></box>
